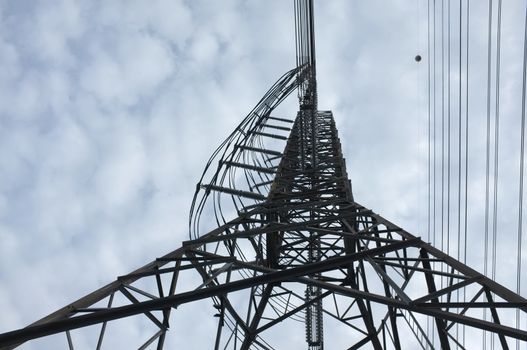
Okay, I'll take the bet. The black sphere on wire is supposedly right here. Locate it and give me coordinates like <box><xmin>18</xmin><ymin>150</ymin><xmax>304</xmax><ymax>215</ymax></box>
<box><xmin>415</xmin><ymin>55</ymin><xmax>422</xmax><ymax>62</ymax></box>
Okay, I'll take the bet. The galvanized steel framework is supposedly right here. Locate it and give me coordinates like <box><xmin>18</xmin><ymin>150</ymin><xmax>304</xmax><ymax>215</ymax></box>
<box><xmin>1</xmin><ymin>1</ymin><xmax>527</xmax><ymax>349</ymax></box>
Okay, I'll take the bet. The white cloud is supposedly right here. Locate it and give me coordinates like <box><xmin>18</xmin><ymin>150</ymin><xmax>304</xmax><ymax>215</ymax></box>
<box><xmin>29</xmin><ymin>0</ymin><xmax>86</xmax><ymax>65</ymax></box>
<box><xmin>93</xmin><ymin>121</ymin><xmax>148</xmax><ymax>209</ymax></box>
<box><xmin>80</xmin><ymin>33</ymin><xmax>175</xmax><ymax>107</ymax></box>
<box><xmin>0</xmin><ymin>0</ymin><xmax>526</xmax><ymax>348</ymax></box>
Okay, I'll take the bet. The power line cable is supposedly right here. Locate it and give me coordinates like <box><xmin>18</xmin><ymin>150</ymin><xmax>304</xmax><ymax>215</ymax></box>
<box><xmin>428</xmin><ymin>0</ymin><xmax>432</xmax><ymax>248</ymax></box>
<box><xmin>456</xmin><ymin>0</ymin><xmax>463</xmax><ymax>342</ymax></box>
<box><xmin>483</xmin><ymin>0</ymin><xmax>493</xmax><ymax>348</ymax></box>
<box><xmin>490</xmin><ymin>1</ymin><xmax>502</xmax><ymax>348</ymax></box>
<box><xmin>432</xmin><ymin>1</ymin><xmax>437</xmax><ymax>344</ymax></box>
<box><xmin>427</xmin><ymin>0</ymin><xmax>432</xmax><ymax>344</ymax></box>
<box><xmin>440</xmin><ymin>0</ymin><xmax>446</xmax><ymax>297</ymax></box>
<box><xmin>447</xmin><ymin>0</ymin><xmax>452</xmax><ymax>263</ymax></box>
<box><xmin>433</xmin><ymin>0</ymin><xmax>437</xmax><ymax>253</ymax></box>
<box><xmin>463</xmin><ymin>0</ymin><xmax>470</xmax><ymax>346</ymax></box>
<box><xmin>517</xmin><ymin>2</ymin><xmax>527</xmax><ymax>349</ymax></box>
<box><xmin>441</xmin><ymin>0</ymin><xmax>446</xmax><ymax>261</ymax></box>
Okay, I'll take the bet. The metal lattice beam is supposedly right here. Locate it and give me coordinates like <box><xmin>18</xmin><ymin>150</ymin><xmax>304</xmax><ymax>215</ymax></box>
<box><xmin>1</xmin><ymin>1</ymin><xmax>527</xmax><ymax>349</ymax></box>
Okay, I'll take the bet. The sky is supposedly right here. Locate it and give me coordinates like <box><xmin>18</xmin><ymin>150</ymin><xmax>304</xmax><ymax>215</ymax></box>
<box><xmin>0</xmin><ymin>0</ymin><xmax>526</xmax><ymax>348</ymax></box>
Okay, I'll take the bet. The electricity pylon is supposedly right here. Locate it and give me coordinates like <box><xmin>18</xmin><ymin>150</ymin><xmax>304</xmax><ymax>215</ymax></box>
<box><xmin>1</xmin><ymin>1</ymin><xmax>526</xmax><ymax>349</ymax></box>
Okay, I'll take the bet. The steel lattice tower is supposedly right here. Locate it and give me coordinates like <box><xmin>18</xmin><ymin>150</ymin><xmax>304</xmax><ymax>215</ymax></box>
<box><xmin>1</xmin><ymin>1</ymin><xmax>527</xmax><ymax>349</ymax></box>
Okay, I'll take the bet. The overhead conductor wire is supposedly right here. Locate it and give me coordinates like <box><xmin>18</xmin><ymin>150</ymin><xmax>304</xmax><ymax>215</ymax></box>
<box><xmin>483</xmin><ymin>0</ymin><xmax>493</xmax><ymax>347</ymax></box>
<box><xmin>456</xmin><ymin>0</ymin><xmax>462</xmax><ymax>343</ymax></box>
<box><xmin>441</xmin><ymin>0</ymin><xmax>446</xmax><ymax>271</ymax></box>
<box><xmin>432</xmin><ymin>0</ymin><xmax>437</xmax><ymax>345</ymax></box>
<box><xmin>433</xmin><ymin>0</ymin><xmax>437</xmax><ymax>256</ymax></box>
<box><xmin>490</xmin><ymin>2</ymin><xmax>502</xmax><ymax>350</ymax></box>
<box><xmin>447</xmin><ymin>0</ymin><xmax>451</xmax><ymax>267</ymax></box>
<box><xmin>428</xmin><ymin>0</ymin><xmax>432</xmax><ymax>249</ymax></box>
<box><xmin>463</xmin><ymin>0</ymin><xmax>470</xmax><ymax>346</ymax></box>
<box><xmin>426</xmin><ymin>0</ymin><xmax>433</xmax><ymax>344</ymax></box>
<box><xmin>517</xmin><ymin>1</ymin><xmax>527</xmax><ymax>348</ymax></box>
<box><xmin>491</xmin><ymin>0</ymin><xmax>502</xmax><ymax>302</ymax></box>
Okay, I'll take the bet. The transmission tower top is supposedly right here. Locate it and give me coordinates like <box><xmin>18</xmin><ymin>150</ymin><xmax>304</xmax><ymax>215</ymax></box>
<box><xmin>294</xmin><ymin>0</ymin><xmax>317</xmax><ymax>110</ymax></box>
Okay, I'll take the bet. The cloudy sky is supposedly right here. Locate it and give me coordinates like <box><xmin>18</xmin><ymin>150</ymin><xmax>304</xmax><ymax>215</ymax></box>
<box><xmin>0</xmin><ymin>0</ymin><xmax>526</xmax><ymax>348</ymax></box>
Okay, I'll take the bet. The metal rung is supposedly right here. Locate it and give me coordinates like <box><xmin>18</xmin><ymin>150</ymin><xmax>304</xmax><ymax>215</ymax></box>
<box><xmin>264</xmin><ymin>124</ymin><xmax>291</xmax><ymax>131</ymax></box>
<box><xmin>201</xmin><ymin>184</ymin><xmax>266</xmax><ymax>200</ymax></box>
<box><xmin>251</xmin><ymin>180</ymin><xmax>274</xmax><ymax>189</ymax></box>
<box><xmin>253</xmin><ymin>131</ymin><xmax>288</xmax><ymax>140</ymax></box>
<box><xmin>268</xmin><ymin>116</ymin><xmax>294</xmax><ymax>123</ymax></box>
<box><xmin>237</xmin><ymin>145</ymin><xmax>283</xmax><ymax>157</ymax></box>
<box><xmin>223</xmin><ymin>161</ymin><xmax>276</xmax><ymax>174</ymax></box>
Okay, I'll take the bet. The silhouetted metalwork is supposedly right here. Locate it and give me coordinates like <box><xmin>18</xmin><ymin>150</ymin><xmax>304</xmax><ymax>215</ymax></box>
<box><xmin>1</xmin><ymin>0</ymin><xmax>527</xmax><ymax>349</ymax></box>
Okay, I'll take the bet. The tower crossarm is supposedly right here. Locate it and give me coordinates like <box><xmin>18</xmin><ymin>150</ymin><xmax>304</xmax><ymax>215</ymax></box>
<box><xmin>1</xmin><ymin>201</ymin><xmax>527</xmax><ymax>347</ymax></box>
